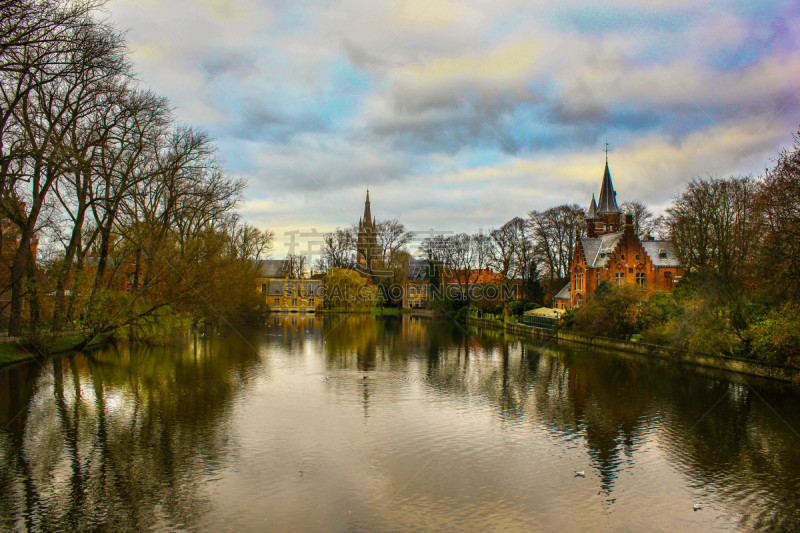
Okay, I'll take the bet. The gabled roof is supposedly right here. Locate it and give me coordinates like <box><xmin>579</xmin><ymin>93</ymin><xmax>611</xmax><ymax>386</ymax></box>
<box><xmin>597</xmin><ymin>162</ymin><xmax>620</xmax><ymax>214</ymax></box>
<box><xmin>579</xmin><ymin>232</ymin><xmax>624</xmax><ymax>268</ymax></box>
<box><xmin>554</xmin><ymin>283</ymin><xmax>571</xmax><ymax>300</ymax></box>
<box><xmin>255</xmin><ymin>259</ymin><xmax>290</xmax><ymax>278</ymax></box>
<box><xmin>406</xmin><ymin>258</ymin><xmax>430</xmax><ymax>281</ymax></box>
<box><xmin>640</xmin><ymin>241</ymin><xmax>682</xmax><ymax>267</ymax></box>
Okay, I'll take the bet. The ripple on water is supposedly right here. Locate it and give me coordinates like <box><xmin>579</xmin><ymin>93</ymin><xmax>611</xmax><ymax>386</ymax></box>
<box><xmin>2</xmin><ymin>318</ymin><xmax>800</xmax><ymax>532</ymax></box>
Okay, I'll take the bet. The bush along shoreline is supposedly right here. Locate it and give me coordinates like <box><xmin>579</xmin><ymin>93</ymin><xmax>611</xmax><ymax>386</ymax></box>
<box><xmin>465</xmin><ymin>316</ymin><xmax>800</xmax><ymax>384</ymax></box>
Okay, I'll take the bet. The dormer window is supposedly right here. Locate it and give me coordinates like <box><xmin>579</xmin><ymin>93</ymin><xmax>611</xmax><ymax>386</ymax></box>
<box><xmin>659</xmin><ymin>249</ymin><xmax>668</xmax><ymax>259</ymax></box>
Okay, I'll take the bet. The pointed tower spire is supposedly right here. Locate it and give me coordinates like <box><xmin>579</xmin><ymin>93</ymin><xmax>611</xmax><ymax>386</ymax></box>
<box><xmin>597</xmin><ymin>160</ymin><xmax>620</xmax><ymax>214</ymax></box>
<box><xmin>362</xmin><ymin>188</ymin><xmax>372</xmax><ymax>227</ymax></box>
<box><xmin>587</xmin><ymin>194</ymin><xmax>598</xmax><ymax>219</ymax></box>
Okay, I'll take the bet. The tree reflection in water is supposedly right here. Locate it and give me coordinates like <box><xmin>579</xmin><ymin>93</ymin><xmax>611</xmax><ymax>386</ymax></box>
<box><xmin>1</xmin><ymin>316</ymin><xmax>799</xmax><ymax>531</ymax></box>
<box><xmin>0</xmin><ymin>330</ymin><xmax>263</xmax><ymax>531</ymax></box>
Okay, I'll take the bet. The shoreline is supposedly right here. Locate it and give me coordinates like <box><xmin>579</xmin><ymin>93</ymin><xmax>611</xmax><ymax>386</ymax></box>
<box><xmin>466</xmin><ymin>317</ymin><xmax>800</xmax><ymax>384</ymax></box>
<box><xmin>279</xmin><ymin>308</ymin><xmax>434</xmax><ymax>318</ymax></box>
<box><xmin>0</xmin><ymin>332</ymin><xmax>112</xmax><ymax>370</ymax></box>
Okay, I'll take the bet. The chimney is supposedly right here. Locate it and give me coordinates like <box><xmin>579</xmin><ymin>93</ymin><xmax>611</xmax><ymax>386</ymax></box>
<box><xmin>624</xmin><ymin>213</ymin><xmax>633</xmax><ymax>235</ymax></box>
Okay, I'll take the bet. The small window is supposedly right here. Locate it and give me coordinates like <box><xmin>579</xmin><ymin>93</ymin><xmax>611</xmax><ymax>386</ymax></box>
<box><xmin>659</xmin><ymin>249</ymin><xmax>668</xmax><ymax>259</ymax></box>
<box><xmin>616</xmin><ymin>272</ymin><xmax>624</xmax><ymax>286</ymax></box>
<box><xmin>292</xmin><ymin>298</ymin><xmax>297</xmax><ymax>307</ymax></box>
<box><xmin>621</xmin><ymin>254</ymin><xmax>625</xmax><ymax>260</ymax></box>
<box><xmin>261</xmin><ymin>283</ymin><xmax>266</xmax><ymax>293</ymax></box>
<box><xmin>628</xmin><ymin>267</ymin><xmax>634</xmax><ymax>273</ymax></box>
<box><xmin>596</xmin><ymin>271</ymin><xmax>601</xmax><ymax>286</ymax></box>
<box><xmin>309</xmin><ymin>298</ymin><xmax>315</xmax><ymax>306</ymax></box>
<box><xmin>274</xmin><ymin>298</ymin><xmax>279</xmax><ymax>306</ymax></box>
<box><xmin>636</xmin><ymin>273</ymin><xmax>645</xmax><ymax>287</ymax></box>
<box><xmin>635</xmin><ymin>254</ymin><xmax>639</xmax><ymax>261</ymax></box>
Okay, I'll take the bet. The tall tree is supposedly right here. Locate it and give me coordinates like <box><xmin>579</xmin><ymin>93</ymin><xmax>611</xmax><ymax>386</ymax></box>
<box><xmin>667</xmin><ymin>176</ymin><xmax>759</xmax><ymax>331</ymax></box>
<box><xmin>2</xmin><ymin>13</ymin><xmax>127</xmax><ymax>334</ymax></box>
<box><xmin>756</xmin><ymin>132</ymin><xmax>800</xmax><ymax>302</ymax></box>
<box><xmin>528</xmin><ymin>204</ymin><xmax>584</xmax><ymax>281</ymax></box>
<box><xmin>320</xmin><ymin>227</ymin><xmax>355</xmax><ymax>271</ymax></box>
<box><xmin>490</xmin><ymin>221</ymin><xmax>518</xmax><ymax>313</ymax></box>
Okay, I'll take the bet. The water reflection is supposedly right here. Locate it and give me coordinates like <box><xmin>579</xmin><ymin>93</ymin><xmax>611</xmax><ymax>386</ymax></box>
<box><xmin>1</xmin><ymin>315</ymin><xmax>799</xmax><ymax>531</ymax></box>
<box><xmin>0</xmin><ymin>331</ymin><xmax>262</xmax><ymax>531</ymax></box>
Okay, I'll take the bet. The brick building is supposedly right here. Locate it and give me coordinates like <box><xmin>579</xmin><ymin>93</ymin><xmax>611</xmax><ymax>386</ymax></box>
<box><xmin>554</xmin><ymin>160</ymin><xmax>685</xmax><ymax>310</ymax></box>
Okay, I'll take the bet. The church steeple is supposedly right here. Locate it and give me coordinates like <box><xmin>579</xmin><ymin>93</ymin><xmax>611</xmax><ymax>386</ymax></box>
<box><xmin>596</xmin><ymin>161</ymin><xmax>620</xmax><ymax>214</ymax></box>
<box><xmin>362</xmin><ymin>189</ymin><xmax>372</xmax><ymax>226</ymax></box>
<box><xmin>357</xmin><ymin>188</ymin><xmax>379</xmax><ymax>271</ymax></box>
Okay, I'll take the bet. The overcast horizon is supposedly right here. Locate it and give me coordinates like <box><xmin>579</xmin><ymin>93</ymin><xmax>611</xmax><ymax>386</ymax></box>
<box><xmin>108</xmin><ymin>0</ymin><xmax>800</xmax><ymax>255</ymax></box>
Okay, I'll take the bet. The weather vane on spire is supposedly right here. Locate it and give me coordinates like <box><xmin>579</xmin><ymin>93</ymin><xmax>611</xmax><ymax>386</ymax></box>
<box><xmin>603</xmin><ymin>140</ymin><xmax>611</xmax><ymax>163</ymax></box>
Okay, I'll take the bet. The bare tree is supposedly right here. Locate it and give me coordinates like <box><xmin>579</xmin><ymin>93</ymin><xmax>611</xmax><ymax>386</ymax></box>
<box><xmin>489</xmin><ymin>222</ymin><xmax>517</xmax><ymax>280</ymax></box>
<box><xmin>320</xmin><ymin>227</ymin><xmax>355</xmax><ymax>270</ymax></box>
<box><xmin>2</xmin><ymin>13</ymin><xmax>127</xmax><ymax>334</ymax></box>
<box><xmin>376</xmin><ymin>219</ymin><xmax>411</xmax><ymax>258</ymax></box>
<box><xmin>757</xmin><ymin>133</ymin><xmax>800</xmax><ymax>301</ymax></box>
<box><xmin>621</xmin><ymin>200</ymin><xmax>667</xmax><ymax>238</ymax></box>
<box><xmin>442</xmin><ymin>233</ymin><xmax>476</xmax><ymax>297</ymax></box>
<box><xmin>489</xmin><ymin>221</ymin><xmax>518</xmax><ymax>312</ymax></box>
<box><xmin>528</xmin><ymin>204</ymin><xmax>584</xmax><ymax>281</ymax></box>
<box><xmin>472</xmin><ymin>232</ymin><xmax>492</xmax><ymax>274</ymax></box>
<box><xmin>667</xmin><ymin>176</ymin><xmax>759</xmax><ymax>330</ymax></box>
<box><xmin>285</xmin><ymin>253</ymin><xmax>307</xmax><ymax>278</ymax></box>
<box><xmin>226</xmin><ymin>218</ymin><xmax>273</xmax><ymax>260</ymax></box>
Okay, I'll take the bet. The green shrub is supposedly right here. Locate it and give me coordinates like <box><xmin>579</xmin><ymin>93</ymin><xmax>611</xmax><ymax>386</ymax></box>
<box><xmin>746</xmin><ymin>304</ymin><xmax>800</xmax><ymax>367</ymax></box>
<box><xmin>509</xmin><ymin>300</ymin><xmax>524</xmax><ymax>316</ymax></box>
<box><xmin>569</xmin><ymin>283</ymin><xmax>649</xmax><ymax>340</ymax></box>
<box><xmin>644</xmin><ymin>298</ymin><xmax>738</xmax><ymax>355</ymax></box>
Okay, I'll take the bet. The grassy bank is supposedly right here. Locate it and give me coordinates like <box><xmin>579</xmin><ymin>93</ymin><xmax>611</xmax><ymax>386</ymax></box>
<box><xmin>0</xmin><ymin>333</ymin><xmax>113</xmax><ymax>369</ymax></box>
<box><xmin>0</xmin><ymin>342</ymin><xmax>38</xmax><ymax>367</ymax></box>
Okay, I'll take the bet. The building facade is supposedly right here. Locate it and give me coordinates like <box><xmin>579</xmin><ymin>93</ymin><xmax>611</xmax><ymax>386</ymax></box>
<box><xmin>255</xmin><ymin>259</ymin><xmax>323</xmax><ymax>312</ymax></box>
<box><xmin>266</xmin><ymin>277</ymin><xmax>323</xmax><ymax>312</ymax></box>
<box><xmin>555</xmin><ymin>161</ymin><xmax>685</xmax><ymax>310</ymax></box>
<box><xmin>402</xmin><ymin>259</ymin><xmax>430</xmax><ymax>309</ymax></box>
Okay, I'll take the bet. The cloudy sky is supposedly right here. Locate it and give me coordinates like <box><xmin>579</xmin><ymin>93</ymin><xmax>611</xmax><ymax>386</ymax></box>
<box><xmin>108</xmin><ymin>0</ymin><xmax>800</xmax><ymax>254</ymax></box>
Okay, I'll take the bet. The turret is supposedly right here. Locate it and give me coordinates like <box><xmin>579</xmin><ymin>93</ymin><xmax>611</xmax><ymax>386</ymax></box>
<box><xmin>588</xmin><ymin>160</ymin><xmax>622</xmax><ymax>235</ymax></box>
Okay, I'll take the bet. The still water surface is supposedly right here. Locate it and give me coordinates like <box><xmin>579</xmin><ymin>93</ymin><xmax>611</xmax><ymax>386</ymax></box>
<box><xmin>1</xmin><ymin>315</ymin><xmax>800</xmax><ymax>532</ymax></box>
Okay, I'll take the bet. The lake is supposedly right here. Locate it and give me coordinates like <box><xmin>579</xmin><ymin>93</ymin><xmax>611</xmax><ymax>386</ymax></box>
<box><xmin>1</xmin><ymin>315</ymin><xmax>799</xmax><ymax>532</ymax></box>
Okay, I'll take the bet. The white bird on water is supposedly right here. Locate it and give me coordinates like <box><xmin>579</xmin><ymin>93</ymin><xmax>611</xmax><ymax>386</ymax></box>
<box><xmin>574</xmin><ymin>470</ymin><xmax>585</xmax><ymax>477</ymax></box>
<box><xmin>693</xmin><ymin>503</ymin><xmax>703</xmax><ymax>511</ymax></box>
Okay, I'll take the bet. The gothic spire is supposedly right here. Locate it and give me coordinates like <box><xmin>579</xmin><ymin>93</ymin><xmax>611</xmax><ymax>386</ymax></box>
<box><xmin>587</xmin><ymin>194</ymin><xmax>598</xmax><ymax>219</ymax></box>
<box><xmin>596</xmin><ymin>161</ymin><xmax>620</xmax><ymax>214</ymax></box>
<box><xmin>362</xmin><ymin>188</ymin><xmax>372</xmax><ymax>227</ymax></box>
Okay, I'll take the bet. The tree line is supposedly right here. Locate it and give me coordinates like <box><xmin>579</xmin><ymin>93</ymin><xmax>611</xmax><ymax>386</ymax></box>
<box><xmin>316</xmin><ymin>198</ymin><xmax>664</xmax><ymax>311</ymax></box>
<box><xmin>0</xmin><ymin>0</ymin><xmax>272</xmax><ymax>343</ymax></box>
